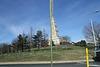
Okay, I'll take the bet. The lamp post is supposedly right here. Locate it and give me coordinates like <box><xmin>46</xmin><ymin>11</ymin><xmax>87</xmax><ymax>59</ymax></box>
<box><xmin>91</xmin><ymin>10</ymin><xmax>99</xmax><ymax>56</ymax></box>
<box><xmin>50</xmin><ymin>0</ymin><xmax>53</xmax><ymax>67</ymax></box>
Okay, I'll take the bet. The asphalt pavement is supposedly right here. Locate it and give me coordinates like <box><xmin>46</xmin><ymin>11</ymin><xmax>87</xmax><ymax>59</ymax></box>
<box><xmin>0</xmin><ymin>61</ymin><xmax>100</xmax><ymax>67</ymax></box>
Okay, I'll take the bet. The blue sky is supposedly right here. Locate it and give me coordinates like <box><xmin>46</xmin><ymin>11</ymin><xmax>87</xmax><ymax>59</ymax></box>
<box><xmin>0</xmin><ymin>0</ymin><xmax>100</xmax><ymax>44</ymax></box>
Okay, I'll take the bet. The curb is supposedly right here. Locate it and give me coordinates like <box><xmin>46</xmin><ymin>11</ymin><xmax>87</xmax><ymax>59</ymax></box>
<box><xmin>0</xmin><ymin>60</ymin><xmax>94</xmax><ymax>64</ymax></box>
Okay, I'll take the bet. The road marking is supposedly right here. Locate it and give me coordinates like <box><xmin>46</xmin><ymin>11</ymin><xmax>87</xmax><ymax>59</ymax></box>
<box><xmin>76</xmin><ymin>62</ymin><xmax>100</xmax><ymax>67</ymax></box>
<box><xmin>89</xmin><ymin>65</ymin><xmax>100</xmax><ymax>67</ymax></box>
<box><xmin>76</xmin><ymin>62</ymin><xmax>86</xmax><ymax>64</ymax></box>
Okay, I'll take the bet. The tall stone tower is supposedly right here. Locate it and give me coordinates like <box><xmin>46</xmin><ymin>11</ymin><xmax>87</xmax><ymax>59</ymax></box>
<box><xmin>48</xmin><ymin>17</ymin><xmax>60</xmax><ymax>45</ymax></box>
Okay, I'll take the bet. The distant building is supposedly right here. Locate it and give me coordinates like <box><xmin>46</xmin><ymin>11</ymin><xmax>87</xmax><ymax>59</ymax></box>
<box><xmin>71</xmin><ymin>42</ymin><xmax>75</xmax><ymax>45</ymax></box>
<box><xmin>48</xmin><ymin>17</ymin><xmax>66</xmax><ymax>45</ymax></box>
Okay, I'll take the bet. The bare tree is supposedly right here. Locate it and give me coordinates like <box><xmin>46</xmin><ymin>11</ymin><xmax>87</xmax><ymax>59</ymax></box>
<box><xmin>12</xmin><ymin>38</ymin><xmax>18</xmax><ymax>52</ymax></box>
<box><xmin>0</xmin><ymin>43</ymin><xmax>9</xmax><ymax>54</ymax></box>
<box><xmin>83</xmin><ymin>22</ymin><xmax>100</xmax><ymax>44</ymax></box>
<box><xmin>28</xmin><ymin>33</ymin><xmax>31</xmax><ymax>51</ymax></box>
<box><xmin>30</xmin><ymin>26</ymin><xmax>34</xmax><ymax>51</ymax></box>
<box><xmin>38</xmin><ymin>30</ymin><xmax>42</xmax><ymax>50</ymax></box>
<box><xmin>43</xmin><ymin>28</ymin><xmax>48</xmax><ymax>48</ymax></box>
<box><xmin>23</xmin><ymin>31</ymin><xmax>25</xmax><ymax>52</ymax></box>
<box><xmin>7</xmin><ymin>45</ymin><xmax>10</xmax><ymax>55</ymax></box>
<box><xmin>62</xmin><ymin>36</ymin><xmax>71</xmax><ymax>42</ymax></box>
<box><xmin>60</xmin><ymin>36</ymin><xmax>71</xmax><ymax>45</ymax></box>
<box><xmin>0</xmin><ymin>43</ymin><xmax>3</xmax><ymax>54</ymax></box>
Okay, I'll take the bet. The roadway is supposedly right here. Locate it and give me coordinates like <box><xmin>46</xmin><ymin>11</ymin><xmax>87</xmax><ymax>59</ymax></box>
<box><xmin>0</xmin><ymin>61</ymin><xmax>100</xmax><ymax>67</ymax></box>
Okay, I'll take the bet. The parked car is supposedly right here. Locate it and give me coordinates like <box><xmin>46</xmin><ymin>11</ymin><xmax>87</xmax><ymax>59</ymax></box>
<box><xmin>93</xmin><ymin>45</ymin><xmax>100</xmax><ymax>61</ymax></box>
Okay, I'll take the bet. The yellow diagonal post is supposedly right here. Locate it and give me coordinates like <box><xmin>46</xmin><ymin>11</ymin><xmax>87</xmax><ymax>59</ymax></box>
<box><xmin>86</xmin><ymin>48</ymin><xmax>89</xmax><ymax>67</ymax></box>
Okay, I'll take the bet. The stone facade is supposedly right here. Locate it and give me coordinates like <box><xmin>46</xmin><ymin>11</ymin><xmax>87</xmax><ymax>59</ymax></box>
<box><xmin>48</xmin><ymin>17</ymin><xmax>61</xmax><ymax>45</ymax></box>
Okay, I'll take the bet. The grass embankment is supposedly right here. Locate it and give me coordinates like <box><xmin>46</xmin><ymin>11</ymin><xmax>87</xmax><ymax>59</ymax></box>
<box><xmin>0</xmin><ymin>45</ymin><xmax>94</xmax><ymax>62</ymax></box>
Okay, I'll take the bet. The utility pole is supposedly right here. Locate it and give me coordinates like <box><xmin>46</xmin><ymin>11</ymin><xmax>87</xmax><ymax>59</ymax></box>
<box><xmin>91</xmin><ymin>10</ymin><xmax>99</xmax><ymax>56</ymax></box>
<box><xmin>50</xmin><ymin>0</ymin><xmax>53</xmax><ymax>67</ymax></box>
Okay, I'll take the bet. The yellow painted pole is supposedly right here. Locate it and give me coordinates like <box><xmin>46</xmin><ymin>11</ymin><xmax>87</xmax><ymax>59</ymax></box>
<box><xmin>86</xmin><ymin>48</ymin><xmax>89</xmax><ymax>67</ymax></box>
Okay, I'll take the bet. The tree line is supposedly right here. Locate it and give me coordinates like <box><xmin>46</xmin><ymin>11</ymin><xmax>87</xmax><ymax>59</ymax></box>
<box><xmin>0</xmin><ymin>28</ymin><xmax>48</xmax><ymax>54</ymax></box>
<box><xmin>0</xmin><ymin>22</ymin><xmax>99</xmax><ymax>54</ymax></box>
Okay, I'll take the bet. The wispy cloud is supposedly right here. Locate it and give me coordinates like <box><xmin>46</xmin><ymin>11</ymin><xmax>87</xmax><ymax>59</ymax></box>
<box><xmin>9</xmin><ymin>25</ymin><xmax>26</xmax><ymax>36</ymax></box>
<box><xmin>7</xmin><ymin>19</ymin><xmax>50</xmax><ymax>36</ymax></box>
<box><xmin>64</xmin><ymin>0</ymin><xmax>100</xmax><ymax>18</ymax></box>
<box><xmin>65</xmin><ymin>1</ymin><xmax>81</xmax><ymax>13</ymax></box>
<box><xmin>0</xmin><ymin>16</ymin><xmax>50</xmax><ymax>43</ymax></box>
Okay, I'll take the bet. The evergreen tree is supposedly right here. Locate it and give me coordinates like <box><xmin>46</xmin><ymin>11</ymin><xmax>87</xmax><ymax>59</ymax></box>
<box><xmin>17</xmin><ymin>34</ymin><xmax>23</xmax><ymax>52</ymax></box>
<box><xmin>33</xmin><ymin>30</ymin><xmax>43</xmax><ymax>50</ymax></box>
<box><xmin>80</xmin><ymin>40</ymin><xmax>87</xmax><ymax>47</ymax></box>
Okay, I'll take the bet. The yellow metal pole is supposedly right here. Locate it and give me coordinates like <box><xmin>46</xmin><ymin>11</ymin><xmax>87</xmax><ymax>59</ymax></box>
<box><xmin>86</xmin><ymin>48</ymin><xmax>89</xmax><ymax>67</ymax></box>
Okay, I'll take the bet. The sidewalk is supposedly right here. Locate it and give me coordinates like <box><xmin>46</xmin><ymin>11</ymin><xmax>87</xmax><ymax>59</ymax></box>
<box><xmin>0</xmin><ymin>60</ymin><xmax>94</xmax><ymax>64</ymax></box>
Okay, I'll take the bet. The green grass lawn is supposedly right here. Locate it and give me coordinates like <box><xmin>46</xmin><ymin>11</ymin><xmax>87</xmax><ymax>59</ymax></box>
<box><xmin>0</xmin><ymin>45</ymin><xmax>94</xmax><ymax>62</ymax></box>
